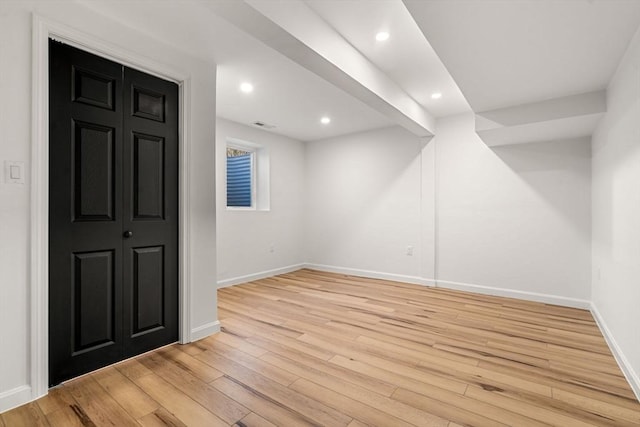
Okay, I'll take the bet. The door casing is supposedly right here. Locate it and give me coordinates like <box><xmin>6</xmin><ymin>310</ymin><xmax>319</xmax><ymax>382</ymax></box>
<box><xmin>31</xmin><ymin>15</ymin><xmax>193</xmax><ymax>401</ymax></box>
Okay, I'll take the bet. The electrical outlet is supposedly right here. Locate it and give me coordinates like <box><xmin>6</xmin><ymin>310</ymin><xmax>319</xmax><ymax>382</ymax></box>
<box><xmin>406</xmin><ymin>245</ymin><xmax>414</xmax><ymax>256</ymax></box>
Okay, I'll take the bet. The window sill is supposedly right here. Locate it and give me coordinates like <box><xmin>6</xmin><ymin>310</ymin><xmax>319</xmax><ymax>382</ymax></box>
<box><xmin>226</xmin><ymin>206</ymin><xmax>271</xmax><ymax>212</ymax></box>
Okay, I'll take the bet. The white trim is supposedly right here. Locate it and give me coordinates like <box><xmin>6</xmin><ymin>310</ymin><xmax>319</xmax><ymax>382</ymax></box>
<box><xmin>178</xmin><ymin>76</ymin><xmax>192</xmax><ymax>344</ymax></box>
<box><xmin>225</xmin><ymin>137</ymin><xmax>270</xmax><ymax>212</ymax></box>
<box><xmin>218</xmin><ymin>261</ymin><xmax>590</xmax><ymax>311</ymax></box>
<box><xmin>436</xmin><ymin>278</ymin><xmax>591</xmax><ymax>309</ymax></box>
<box><xmin>304</xmin><ymin>263</ymin><xmax>434</xmax><ymax>287</ymax></box>
<box><xmin>590</xmin><ymin>303</ymin><xmax>640</xmax><ymax>402</ymax></box>
<box><xmin>0</xmin><ymin>386</ymin><xmax>33</xmax><ymax>414</ymax></box>
<box><xmin>218</xmin><ymin>264</ymin><xmax>305</xmax><ymax>288</ymax></box>
<box><xmin>30</xmin><ymin>13</ymin><xmax>50</xmax><ymax>404</ymax></box>
<box><xmin>30</xmin><ymin>14</ymin><xmax>193</xmax><ymax>405</ymax></box>
<box><xmin>191</xmin><ymin>321</ymin><xmax>221</xmax><ymax>342</ymax></box>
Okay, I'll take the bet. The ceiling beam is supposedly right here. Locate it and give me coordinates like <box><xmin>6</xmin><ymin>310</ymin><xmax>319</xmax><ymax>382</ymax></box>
<box><xmin>206</xmin><ymin>0</ymin><xmax>435</xmax><ymax>137</ymax></box>
<box><xmin>475</xmin><ymin>90</ymin><xmax>606</xmax><ymax>146</ymax></box>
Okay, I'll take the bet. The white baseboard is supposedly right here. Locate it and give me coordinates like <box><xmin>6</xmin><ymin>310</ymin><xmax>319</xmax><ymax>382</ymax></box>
<box><xmin>304</xmin><ymin>263</ymin><xmax>434</xmax><ymax>287</ymax></box>
<box><xmin>191</xmin><ymin>320</ymin><xmax>221</xmax><ymax>342</ymax></box>
<box><xmin>590</xmin><ymin>303</ymin><xmax>640</xmax><ymax>402</ymax></box>
<box><xmin>218</xmin><ymin>263</ymin><xmax>590</xmax><ymax>311</ymax></box>
<box><xmin>217</xmin><ymin>264</ymin><xmax>305</xmax><ymax>288</ymax></box>
<box><xmin>0</xmin><ymin>385</ymin><xmax>32</xmax><ymax>414</ymax></box>
<box><xmin>435</xmin><ymin>278</ymin><xmax>591</xmax><ymax>309</ymax></box>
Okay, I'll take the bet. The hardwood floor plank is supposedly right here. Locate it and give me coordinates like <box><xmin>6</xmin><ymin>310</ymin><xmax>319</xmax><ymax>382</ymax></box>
<box><xmin>289</xmin><ymin>378</ymin><xmax>414</xmax><ymax>427</ymax></box>
<box><xmin>355</xmin><ymin>334</ymin><xmax>479</xmax><ymax>366</ymax></box>
<box><xmin>262</xmin><ymin>351</ymin><xmax>397</xmax><ymax>399</ymax></box>
<box><xmin>1</xmin><ymin>402</ymin><xmax>49</xmax><ymax>427</ymax></box>
<box><xmin>431</xmin><ymin>341</ymin><xmax>550</xmax><ymax>369</ymax></box>
<box><xmin>329</xmin><ymin>354</ymin><xmax>467</xmax><ymax>395</ymax></box>
<box><xmin>136</xmin><ymin>408</ymin><xmax>187</xmax><ymax>427</ymax></box>
<box><xmin>476</xmin><ymin>359</ymin><xmax>638</xmax><ymax>401</ymax></box>
<box><xmin>233</xmin><ymin>412</ymin><xmax>277</xmax><ymax>427</ymax></box>
<box><xmin>36</xmin><ymin>386</ymin><xmax>77</xmax><ymax>416</ymax></box>
<box><xmin>201</xmin><ymin>339</ymin><xmax>299</xmax><ymax>386</ymax></box>
<box><xmin>283</xmin><ymin>318</ymin><xmax>361</xmax><ymax>341</ymax></box>
<box><xmin>211</xmin><ymin>331</ymin><xmax>269</xmax><ymax>357</ymax></box>
<box><xmin>158</xmin><ymin>346</ymin><xmax>224</xmax><ymax>383</ymax></box>
<box><xmin>192</xmin><ymin>345</ymin><xmax>301</xmax><ymax>389</ymax></box>
<box><xmin>196</xmin><ymin>351</ymin><xmax>351</xmax><ymax>426</ymax></box>
<box><xmin>223</xmin><ymin>316</ymin><xmax>304</xmax><ymax>340</ymax></box>
<box><xmin>549</xmin><ymin>359</ymin><xmax>631</xmax><ymax>386</ymax></box>
<box><xmin>91</xmin><ymin>366</ymin><xmax>159</xmax><ymax>420</ymax></box>
<box><xmin>264</xmin><ymin>352</ymin><xmax>448</xmax><ymax>426</ymax></box>
<box><xmin>552</xmin><ymin>388</ymin><xmax>640</xmax><ymax>424</ymax></box>
<box><xmin>38</xmin><ymin>388</ymin><xmax>94</xmax><ymax>427</ymax></box>
<box><xmin>132</xmin><ymin>373</ymin><xmax>228</xmax><ymax>427</ymax></box>
<box><xmin>113</xmin><ymin>358</ymin><xmax>153</xmax><ymax>381</ymax></box>
<box><xmin>46</xmin><ymin>406</ymin><xmax>94</xmax><ymax>427</ymax></box>
<box><xmin>301</xmin><ymin>331</ymin><xmax>554</xmax><ymax>398</ymax></box>
<box><xmin>262</xmin><ymin>350</ymin><xmax>398</xmax><ymax>397</ymax></box>
<box><xmin>210</xmin><ymin>375</ymin><xmax>322</xmax><ymax>427</ymax></box>
<box><xmin>393</xmin><ymin>387</ymin><xmax>513</xmax><ymax>427</ymax></box>
<box><xmin>465</xmin><ymin>384</ymin><xmax>608</xmax><ymax>427</ymax></box>
<box><xmin>248</xmin><ymin>332</ymin><xmax>336</xmax><ymax>361</ymax></box>
<box><xmin>136</xmin><ymin>350</ymin><xmax>250</xmax><ymax>424</ymax></box>
<box><xmin>65</xmin><ymin>375</ymin><xmax>138</xmax><ymax>426</ymax></box>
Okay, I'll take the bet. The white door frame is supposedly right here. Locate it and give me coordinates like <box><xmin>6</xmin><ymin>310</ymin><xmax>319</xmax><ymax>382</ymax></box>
<box><xmin>30</xmin><ymin>14</ymin><xmax>193</xmax><ymax>400</ymax></box>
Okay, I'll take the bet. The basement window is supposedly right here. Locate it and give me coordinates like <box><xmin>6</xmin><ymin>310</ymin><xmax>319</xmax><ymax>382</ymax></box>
<box><xmin>226</xmin><ymin>138</ymin><xmax>270</xmax><ymax>210</ymax></box>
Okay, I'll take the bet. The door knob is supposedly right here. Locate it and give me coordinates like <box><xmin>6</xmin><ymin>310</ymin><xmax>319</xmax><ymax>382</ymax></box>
<box><xmin>123</xmin><ymin>230</ymin><xmax>133</xmax><ymax>238</ymax></box>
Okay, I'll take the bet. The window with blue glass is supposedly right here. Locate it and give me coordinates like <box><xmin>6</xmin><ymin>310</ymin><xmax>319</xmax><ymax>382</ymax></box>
<box><xmin>226</xmin><ymin>147</ymin><xmax>254</xmax><ymax>207</ymax></box>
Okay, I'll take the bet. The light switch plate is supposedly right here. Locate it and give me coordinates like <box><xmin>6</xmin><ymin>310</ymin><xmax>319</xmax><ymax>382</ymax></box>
<box><xmin>5</xmin><ymin>161</ymin><xmax>25</xmax><ymax>184</ymax></box>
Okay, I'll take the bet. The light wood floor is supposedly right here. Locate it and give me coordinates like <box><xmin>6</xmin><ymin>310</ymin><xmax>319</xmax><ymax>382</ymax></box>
<box><xmin>2</xmin><ymin>269</ymin><xmax>640</xmax><ymax>426</ymax></box>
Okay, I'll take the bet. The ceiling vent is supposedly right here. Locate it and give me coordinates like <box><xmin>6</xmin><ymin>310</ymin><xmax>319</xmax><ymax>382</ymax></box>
<box><xmin>253</xmin><ymin>121</ymin><xmax>276</xmax><ymax>129</ymax></box>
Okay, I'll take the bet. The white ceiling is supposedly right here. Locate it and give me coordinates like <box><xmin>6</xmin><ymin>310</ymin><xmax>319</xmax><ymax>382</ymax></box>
<box><xmin>404</xmin><ymin>0</ymin><xmax>640</xmax><ymax>112</ymax></box>
<box><xmin>304</xmin><ymin>0</ymin><xmax>470</xmax><ymax>117</ymax></box>
<box><xmin>79</xmin><ymin>0</ymin><xmax>640</xmax><ymax>141</ymax></box>
<box><xmin>78</xmin><ymin>0</ymin><xmax>394</xmax><ymax>142</ymax></box>
<box><xmin>216</xmin><ymin>52</ymin><xmax>394</xmax><ymax>141</ymax></box>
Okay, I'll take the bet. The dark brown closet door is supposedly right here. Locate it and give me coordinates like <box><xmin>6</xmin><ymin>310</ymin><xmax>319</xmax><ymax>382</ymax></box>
<box><xmin>49</xmin><ymin>40</ymin><xmax>178</xmax><ymax>386</ymax></box>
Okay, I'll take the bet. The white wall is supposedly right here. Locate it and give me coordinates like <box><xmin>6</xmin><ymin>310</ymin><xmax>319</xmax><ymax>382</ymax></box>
<box><xmin>0</xmin><ymin>3</ymin><xmax>32</xmax><ymax>406</ymax></box>
<box><xmin>216</xmin><ymin>118</ymin><xmax>305</xmax><ymax>286</ymax></box>
<box><xmin>305</xmin><ymin>126</ymin><xmax>430</xmax><ymax>283</ymax></box>
<box><xmin>592</xmin><ymin>25</ymin><xmax>640</xmax><ymax>397</ymax></box>
<box><xmin>303</xmin><ymin>122</ymin><xmax>591</xmax><ymax>304</ymax></box>
<box><xmin>0</xmin><ymin>1</ymin><xmax>217</xmax><ymax>411</ymax></box>
<box><xmin>435</xmin><ymin>114</ymin><xmax>592</xmax><ymax>304</ymax></box>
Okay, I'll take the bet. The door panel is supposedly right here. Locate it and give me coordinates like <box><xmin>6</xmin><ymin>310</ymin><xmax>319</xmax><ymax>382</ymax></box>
<box><xmin>132</xmin><ymin>246</ymin><xmax>165</xmax><ymax>335</ymax></box>
<box><xmin>132</xmin><ymin>86</ymin><xmax>165</xmax><ymax>122</ymax></box>
<box><xmin>72</xmin><ymin>250</ymin><xmax>116</xmax><ymax>354</ymax></box>
<box><xmin>73</xmin><ymin>67</ymin><xmax>116</xmax><ymax>110</ymax></box>
<box><xmin>73</xmin><ymin>121</ymin><xmax>116</xmax><ymax>221</ymax></box>
<box><xmin>49</xmin><ymin>40</ymin><xmax>178</xmax><ymax>386</ymax></box>
<box><xmin>133</xmin><ymin>133</ymin><xmax>165</xmax><ymax>219</ymax></box>
<box><xmin>122</xmin><ymin>67</ymin><xmax>178</xmax><ymax>358</ymax></box>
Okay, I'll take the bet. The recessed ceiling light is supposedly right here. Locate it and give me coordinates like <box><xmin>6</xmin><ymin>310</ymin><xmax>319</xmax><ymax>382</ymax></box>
<box><xmin>320</xmin><ymin>116</ymin><xmax>331</xmax><ymax>125</ymax></box>
<box><xmin>240</xmin><ymin>82</ymin><xmax>254</xmax><ymax>93</ymax></box>
<box><xmin>431</xmin><ymin>92</ymin><xmax>442</xmax><ymax>100</ymax></box>
<box><xmin>375</xmin><ymin>31</ymin><xmax>390</xmax><ymax>42</ymax></box>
